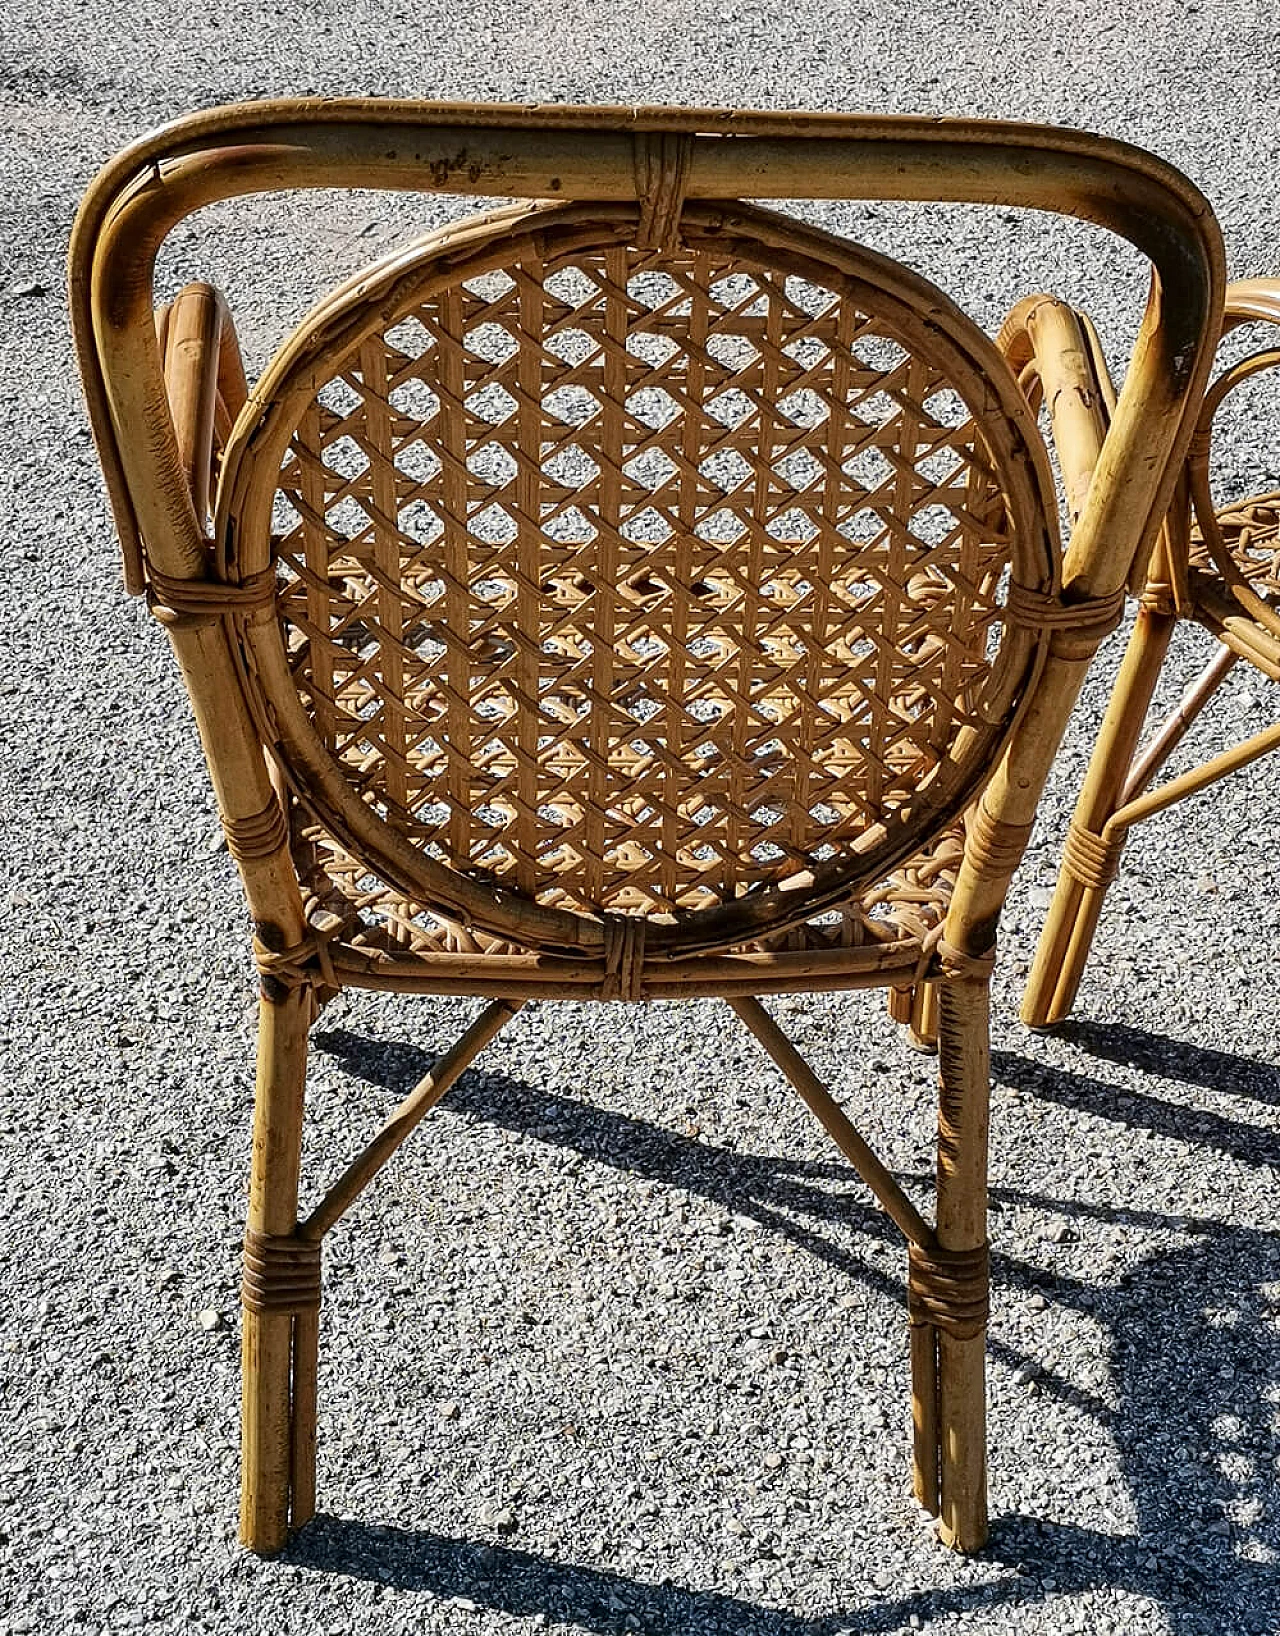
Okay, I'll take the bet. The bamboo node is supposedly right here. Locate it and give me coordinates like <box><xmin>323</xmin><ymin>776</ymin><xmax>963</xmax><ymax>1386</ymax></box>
<box><xmin>907</xmin><ymin>1241</ymin><xmax>989</xmax><ymax>1340</ymax></box>
<box><xmin>1061</xmin><ymin>820</ymin><xmax>1126</xmax><ymax>890</ymax></box>
<box><xmin>222</xmin><ymin>796</ymin><xmax>289</xmax><ymax>862</ymax></box>
<box><xmin>148</xmin><ymin>564</ymin><xmax>278</xmax><ymax>628</ymax></box>
<box><xmin>601</xmin><ymin>914</ymin><xmax>646</xmax><ymax>1001</ymax></box>
<box><xmin>631</xmin><ymin>133</ymin><xmax>692</xmax><ymax>247</ymax></box>
<box><xmin>242</xmin><ymin>1228</ymin><xmax>321</xmax><ymax>1315</ymax></box>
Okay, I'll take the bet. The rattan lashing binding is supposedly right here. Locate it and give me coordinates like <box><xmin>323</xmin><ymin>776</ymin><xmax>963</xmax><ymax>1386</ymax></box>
<box><xmin>70</xmin><ymin>100</ymin><xmax>1223</xmax><ymax>1559</ymax></box>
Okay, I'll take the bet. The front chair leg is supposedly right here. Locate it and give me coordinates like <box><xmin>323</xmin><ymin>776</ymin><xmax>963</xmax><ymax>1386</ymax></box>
<box><xmin>240</xmin><ymin>983</ymin><xmax>317</xmax><ymax>1554</ymax></box>
<box><xmin>910</xmin><ymin>975</ymin><xmax>991</xmax><ymax>1551</ymax></box>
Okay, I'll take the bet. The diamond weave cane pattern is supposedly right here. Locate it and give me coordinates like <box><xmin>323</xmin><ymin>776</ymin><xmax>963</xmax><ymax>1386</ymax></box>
<box><xmin>273</xmin><ymin>234</ymin><xmax>1015</xmax><ymax>926</ymax></box>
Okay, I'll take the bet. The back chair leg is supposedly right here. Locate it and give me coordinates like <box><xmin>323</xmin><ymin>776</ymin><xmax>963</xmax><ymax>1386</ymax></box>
<box><xmin>887</xmin><ymin>980</ymin><xmax>940</xmax><ymax>1052</ymax></box>
<box><xmin>1023</xmin><ymin>603</ymin><xmax>1177</xmax><ymax>1026</ymax></box>
<box><xmin>910</xmin><ymin>975</ymin><xmax>991</xmax><ymax>1551</ymax></box>
<box><xmin>240</xmin><ymin>984</ymin><xmax>316</xmax><ymax>1554</ymax></box>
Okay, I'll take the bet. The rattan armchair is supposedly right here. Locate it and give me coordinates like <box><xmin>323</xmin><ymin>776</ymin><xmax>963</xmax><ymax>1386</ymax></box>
<box><xmin>1023</xmin><ymin>283</ymin><xmax>1280</xmax><ymax>1025</ymax></box>
<box><xmin>70</xmin><ymin>101</ymin><xmax>1222</xmax><ymax>1556</ymax></box>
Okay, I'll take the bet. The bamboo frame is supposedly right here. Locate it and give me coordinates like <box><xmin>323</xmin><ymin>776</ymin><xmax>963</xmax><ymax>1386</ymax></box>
<box><xmin>1023</xmin><ymin>280</ymin><xmax>1280</xmax><ymax>1026</ymax></box>
<box><xmin>70</xmin><ymin>99</ymin><xmax>1224</xmax><ymax>1558</ymax></box>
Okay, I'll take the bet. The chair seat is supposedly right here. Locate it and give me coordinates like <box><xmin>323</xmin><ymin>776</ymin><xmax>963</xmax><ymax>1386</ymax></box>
<box><xmin>1186</xmin><ymin>492</ymin><xmax>1280</xmax><ymax>680</ymax></box>
<box><xmin>1190</xmin><ymin>488</ymin><xmax>1280</xmax><ymax>598</ymax></box>
<box><xmin>294</xmin><ymin>813</ymin><xmax>963</xmax><ymax>994</ymax></box>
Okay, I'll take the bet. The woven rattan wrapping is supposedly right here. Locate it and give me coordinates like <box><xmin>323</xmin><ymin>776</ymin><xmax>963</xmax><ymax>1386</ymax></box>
<box><xmin>224</xmin><ymin>202</ymin><xmax>1055</xmax><ymax>961</ymax></box>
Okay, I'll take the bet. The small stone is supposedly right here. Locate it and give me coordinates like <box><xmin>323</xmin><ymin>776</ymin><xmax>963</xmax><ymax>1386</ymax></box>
<box><xmin>208</xmin><ymin>827</ymin><xmax>227</xmax><ymax>854</ymax></box>
<box><xmin>1027</xmin><ymin>1293</ymin><xmax>1048</xmax><ymax>1311</ymax></box>
<box><xmin>1052</xmin><ymin>1224</ymin><xmax>1078</xmax><ymax>1245</ymax></box>
<box><xmin>1195</xmin><ymin>872</ymin><xmax>1218</xmax><ymax>894</ymax></box>
<box><xmin>11</xmin><ymin>280</ymin><xmax>45</xmax><ymax>298</ymax></box>
<box><xmin>478</xmin><ymin>1501</ymin><xmax>516</xmax><ymax>1533</ymax></box>
<box><xmin>438</xmin><ymin>1399</ymin><xmax>460</xmax><ymax>1421</ymax></box>
<box><xmin>196</xmin><ymin>1309</ymin><xmax>224</xmax><ymax>1332</ymax></box>
<box><xmin>768</xmin><ymin>1347</ymin><xmax>788</xmax><ymax>1366</ymax></box>
<box><xmin>762</xmin><ymin>1452</ymin><xmax>784</xmax><ymax>1470</ymax></box>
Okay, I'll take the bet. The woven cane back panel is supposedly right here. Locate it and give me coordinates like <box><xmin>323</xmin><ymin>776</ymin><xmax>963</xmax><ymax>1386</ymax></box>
<box><xmin>231</xmin><ymin>204</ymin><xmax>1053</xmax><ymax>953</ymax></box>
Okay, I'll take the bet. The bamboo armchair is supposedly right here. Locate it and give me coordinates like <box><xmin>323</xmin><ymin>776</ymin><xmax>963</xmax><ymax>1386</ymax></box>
<box><xmin>1023</xmin><ymin>283</ymin><xmax>1280</xmax><ymax>1025</ymax></box>
<box><xmin>69</xmin><ymin>101</ymin><xmax>1222</xmax><ymax>1557</ymax></box>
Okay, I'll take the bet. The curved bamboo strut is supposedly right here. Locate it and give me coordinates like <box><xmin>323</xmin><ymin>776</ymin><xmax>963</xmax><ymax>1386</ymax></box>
<box><xmin>71</xmin><ymin>101</ymin><xmax>1222</xmax><ymax>605</ymax></box>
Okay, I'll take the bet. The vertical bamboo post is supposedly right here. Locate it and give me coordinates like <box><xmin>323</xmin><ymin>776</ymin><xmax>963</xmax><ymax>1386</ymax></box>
<box><xmin>240</xmin><ymin>983</ymin><xmax>312</xmax><ymax>1553</ymax></box>
<box><xmin>910</xmin><ymin>1321</ymin><xmax>941</xmax><ymax>1516</ymax></box>
<box><xmin>1022</xmin><ymin>604</ymin><xmax>1177</xmax><ymax>1025</ymax></box>
<box><xmin>933</xmin><ymin>976</ymin><xmax>990</xmax><ymax>1552</ymax></box>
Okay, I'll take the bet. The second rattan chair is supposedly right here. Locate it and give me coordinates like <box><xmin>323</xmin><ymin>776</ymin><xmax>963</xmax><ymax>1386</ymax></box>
<box><xmin>70</xmin><ymin>101</ymin><xmax>1222</xmax><ymax>1556</ymax></box>
<box><xmin>1023</xmin><ymin>283</ymin><xmax>1280</xmax><ymax>1025</ymax></box>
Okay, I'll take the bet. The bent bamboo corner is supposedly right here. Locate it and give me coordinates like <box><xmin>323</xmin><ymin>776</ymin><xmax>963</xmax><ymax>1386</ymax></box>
<box><xmin>69</xmin><ymin>100</ymin><xmax>1225</xmax><ymax>1559</ymax></box>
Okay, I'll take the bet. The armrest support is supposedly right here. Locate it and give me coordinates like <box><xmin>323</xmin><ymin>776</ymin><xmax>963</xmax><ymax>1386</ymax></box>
<box><xmin>999</xmin><ymin>294</ymin><xmax>1110</xmax><ymax>534</ymax></box>
<box><xmin>157</xmin><ymin>282</ymin><xmax>248</xmax><ymax>531</ymax></box>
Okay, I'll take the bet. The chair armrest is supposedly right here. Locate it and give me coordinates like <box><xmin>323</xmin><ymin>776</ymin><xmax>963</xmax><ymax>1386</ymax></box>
<box><xmin>155</xmin><ymin>282</ymin><xmax>248</xmax><ymax>528</ymax></box>
<box><xmin>998</xmin><ymin>294</ymin><xmax>1112</xmax><ymax>535</ymax></box>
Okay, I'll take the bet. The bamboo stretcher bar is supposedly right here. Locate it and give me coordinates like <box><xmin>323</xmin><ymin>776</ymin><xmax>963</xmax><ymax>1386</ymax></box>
<box><xmin>302</xmin><ymin>999</ymin><xmax>520</xmax><ymax>1241</ymax></box>
<box><xmin>1107</xmin><ymin>715</ymin><xmax>1280</xmax><ymax>835</ymax></box>
<box><xmin>730</xmin><ymin>996</ymin><xmax>933</xmax><ymax>1248</ymax></box>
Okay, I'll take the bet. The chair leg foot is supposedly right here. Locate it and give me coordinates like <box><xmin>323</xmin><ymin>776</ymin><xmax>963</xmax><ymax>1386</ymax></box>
<box><xmin>239</xmin><ymin>1305</ymin><xmax>320</xmax><ymax>1552</ymax></box>
<box><xmin>936</xmin><ymin>1331</ymin><xmax>987</xmax><ymax>1551</ymax></box>
<box><xmin>909</xmin><ymin>1319</ymin><xmax>940</xmax><ymax>1515</ymax></box>
<box><xmin>240</xmin><ymin>1309</ymin><xmax>295</xmax><ymax>1553</ymax></box>
<box><xmin>239</xmin><ymin>986</ymin><xmax>315</xmax><ymax>1554</ymax></box>
<box><xmin>290</xmin><ymin>1309</ymin><xmax>320</xmax><ymax>1531</ymax></box>
<box><xmin>926</xmin><ymin>976</ymin><xmax>991</xmax><ymax>1552</ymax></box>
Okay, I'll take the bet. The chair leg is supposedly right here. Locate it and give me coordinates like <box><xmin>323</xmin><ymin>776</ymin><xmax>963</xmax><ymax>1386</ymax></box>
<box><xmin>887</xmin><ymin>980</ymin><xmax>939</xmax><ymax>1052</ymax></box>
<box><xmin>911</xmin><ymin>975</ymin><xmax>991</xmax><ymax>1551</ymax></box>
<box><xmin>240</xmin><ymin>985</ymin><xmax>314</xmax><ymax>1554</ymax></box>
<box><xmin>909</xmin><ymin>1314</ymin><xmax>940</xmax><ymax>1516</ymax></box>
<box><xmin>1022</xmin><ymin>604</ymin><xmax>1177</xmax><ymax>1026</ymax></box>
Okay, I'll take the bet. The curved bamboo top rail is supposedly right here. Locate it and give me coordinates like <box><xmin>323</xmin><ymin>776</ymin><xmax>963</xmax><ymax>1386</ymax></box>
<box><xmin>71</xmin><ymin>99</ymin><xmax>1223</xmax><ymax>609</ymax></box>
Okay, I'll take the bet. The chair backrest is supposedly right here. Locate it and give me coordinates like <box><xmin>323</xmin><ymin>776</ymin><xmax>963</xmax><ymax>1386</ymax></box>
<box><xmin>218</xmin><ymin>196</ymin><xmax>1057</xmax><ymax>955</ymax></box>
<box><xmin>70</xmin><ymin>104</ymin><xmax>1224</xmax><ymax>961</ymax></box>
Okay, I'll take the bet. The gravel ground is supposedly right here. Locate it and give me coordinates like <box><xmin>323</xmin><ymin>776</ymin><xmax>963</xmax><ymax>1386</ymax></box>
<box><xmin>2</xmin><ymin>5</ymin><xmax>1279</xmax><ymax>1634</ymax></box>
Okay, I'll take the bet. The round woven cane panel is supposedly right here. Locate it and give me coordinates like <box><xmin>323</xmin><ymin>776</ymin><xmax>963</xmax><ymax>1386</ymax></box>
<box><xmin>242</xmin><ymin>204</ymin><xmax>1051</xmax><ymax>946</ymax></box>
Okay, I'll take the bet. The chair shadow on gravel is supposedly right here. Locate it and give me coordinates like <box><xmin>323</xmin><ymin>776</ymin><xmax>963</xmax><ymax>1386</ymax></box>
<box><xmin>304</xmin><ymin>1027</ymin><xmax>1280</xmax><ymax>1635</ymax></box>
<box><xmin>992</xmin><ymin>1023</ymin><xmax>1280</xmax><ymax>1168</ymax></box>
